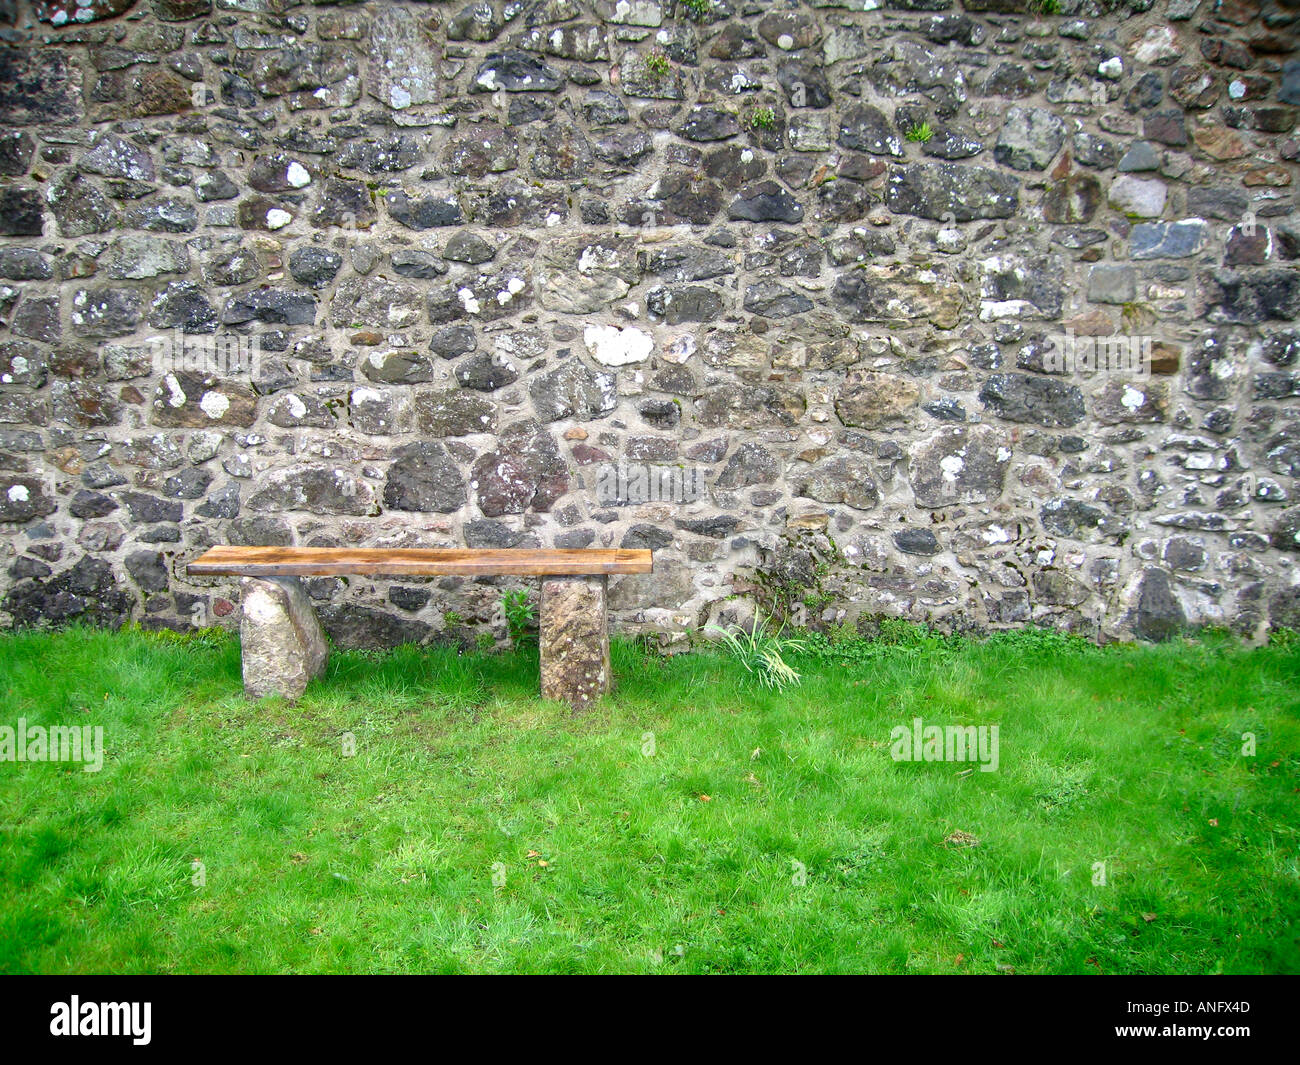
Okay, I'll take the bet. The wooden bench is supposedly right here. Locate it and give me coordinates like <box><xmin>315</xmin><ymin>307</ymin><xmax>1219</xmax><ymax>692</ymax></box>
<box><xmin>187</xmin><ymin>547</ymin><xmax>654</xmax><ymax>708</ymax></box>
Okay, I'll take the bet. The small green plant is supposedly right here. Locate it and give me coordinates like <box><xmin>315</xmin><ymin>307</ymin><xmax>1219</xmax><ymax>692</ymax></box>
<box><xmin>877</xmin><ymin>618</ymin><xmax>935</xmax><ymax>646</ymax></box>
<box><xmin>679</xmin><ymin>0</ymin><xmax>712</xmax><ymax>20</ymax></box>
<box><xmin>443</xmin><ymin>610</ymin><xmax>463</xmax><ymax>628</ymax></box>
<box><xmin>749</xmin><ymin>106</ymin><xmax>777</xmax><ymax>131</ymax></box>
<box><xmin>706</xmin><ymin>608</ymin><xmax>806</xmax><ymax>692</ymax></box>
<box><xmin>905</xmin><ymin>121</ymin><xmax>935</xmax><ymax>143</ymax></box>
<box><xmin>1269</xmin><ymin>626</ymin><xmax>1298</xmax><ymax>648</ymax></box>
<box><xmin>828</xmin><ymin>619</ymin><xmax>859</xmax><ymax>646</ymax></box>
<box><xmin>645</xmin><ymin>49</ymin><xmax>671</xmax><ymax>79</ymax></box>
<box><xmin>476</xmin><ymin>630</ymin><xmax>496</xmax><ymax>654</ymax></box>
<box><xmin>1028</xmin><ymin>0</ymin><xmax>1062</xmax><ymax>14</ymax></box>
<box><xmin>500</xmin><ymin>588</ymin><xmax>536</xmax><ymax>648</ymax></box>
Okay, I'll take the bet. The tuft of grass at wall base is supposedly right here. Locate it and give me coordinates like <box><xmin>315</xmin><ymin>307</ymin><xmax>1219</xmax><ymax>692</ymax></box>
<box><xmin>0</xmin><ymin>625</ymin><xmax>1296</xmax><ymax>974</ymax></box>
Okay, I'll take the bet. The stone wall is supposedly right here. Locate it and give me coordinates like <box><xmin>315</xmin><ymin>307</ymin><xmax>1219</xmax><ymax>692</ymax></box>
<box><xmin>0</xmin><ymin>0</ymin><xmax>1297</xmax><ymax>647</ymax></box>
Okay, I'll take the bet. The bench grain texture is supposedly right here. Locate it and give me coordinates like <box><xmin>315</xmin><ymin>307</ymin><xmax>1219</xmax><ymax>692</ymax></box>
<box><xmin>188</xmin><ymin>546</ymin><xmax>653</xmax><ymax>578</ymax></box>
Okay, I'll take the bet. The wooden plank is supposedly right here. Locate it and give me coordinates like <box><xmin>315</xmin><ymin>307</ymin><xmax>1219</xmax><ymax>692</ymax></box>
<box><xmin>188</xmin><ymin>546</ymin><xmax>653</xmax><ymax>577</ymax></box>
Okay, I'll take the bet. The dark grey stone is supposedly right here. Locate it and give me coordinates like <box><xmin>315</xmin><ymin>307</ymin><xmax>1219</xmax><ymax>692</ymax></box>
<box><xmin>886</xmin><ymin>163</ymin><xmax>1019</xmax><ymax>220</ymax></box>
<box><xmin>288</xmin><ymin>247</ymin><xmax>343</xmax><ymax>288</ymax></box>
<box><xmin>980</xmin><ymin>373</ymin><xmax>1085</xmax><ymax>428</ymax></box>
<box><xmin>1127</xmin><ymin>568</ymin><xmax>1187</xmax><ymax>642</ymax></box>
<box><xmin>894</xmin><ymin>528</ymin><xmax>940</xmax><ymax>555</ymax></box>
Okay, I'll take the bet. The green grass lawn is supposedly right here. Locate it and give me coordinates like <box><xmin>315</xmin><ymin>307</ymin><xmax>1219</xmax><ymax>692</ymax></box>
<box><xmin>0</xmin><ymin>624</ymin><xmax>1297</xmax><ymax>974</ymax></box>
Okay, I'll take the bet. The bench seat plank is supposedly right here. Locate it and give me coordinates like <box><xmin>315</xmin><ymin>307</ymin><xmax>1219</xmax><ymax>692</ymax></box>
<box><xmin>188</xmin><ymin>546</ymin><xmax>653</xmax><ymax>578</ymax></box>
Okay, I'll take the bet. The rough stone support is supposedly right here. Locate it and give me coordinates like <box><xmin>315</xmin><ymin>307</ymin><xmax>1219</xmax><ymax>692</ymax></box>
<box><xmin>239</xmin><ymin>576</ymin><xmax>330</xmax><ymax>701</ymax></box>
<box><xmin>539</xmin><ymin>575</ymin><xmax>610</xmax><ymax>709</ymax></box>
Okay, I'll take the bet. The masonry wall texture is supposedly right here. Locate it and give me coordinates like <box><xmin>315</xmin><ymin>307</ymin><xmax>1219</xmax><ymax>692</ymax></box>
<box><xmin>0</xmin><ymin>0</ymin><xmax>1297</xmax><ymax>647</ymax></box>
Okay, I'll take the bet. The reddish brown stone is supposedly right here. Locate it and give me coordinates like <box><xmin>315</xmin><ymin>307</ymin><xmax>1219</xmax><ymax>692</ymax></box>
<box><xmin>1243</xmin><ymin>165</ymin><xmax>1292</xmax><ymax>187</ymax></box>
<box><xmin>1144</xmin><ymin>111</ymin><xmax>1188</xmax><ymax>146</ymax></box>
<box><xmin>1201</xmin><ymin>38</ymin><xmax>1255</xmax><ymax>70</ymax></box>
<box><xmin>136</xmin><ymin>71</ymin><xmax>192</xmax><ymax>116</ymax></box>
<box><xmin>571</xmin><ymin>443</ymin><xmax>611</xmax><ymax>465</ymax></box>
<box><xmin>1192</xmin><ymin>125</ymin><xmax>1250</xmax><ymax>160</ymax></box>
<box><xmin>1043</xmin><ymin>173</ymin><xmax>1101</xmax><ymax>223</ymax></box>
<box><xmin>1150</xmin><ymin>342</ymin><xmax>1181</xmax><ymax>375</ymax></box>
<box><xmin>837</xmin><ymin>155</ymin><xmax>887</xmax><ymax>182</ymax></box>
<box><xmin>1168</xmin><ymin>66</ymin><xmax>1222</xmax><ymax>109</ymax></box>
<box><xmin>1225</xmin><ymin>227</ymin><xmax>1272</xmax><ymax>266</ymax></box>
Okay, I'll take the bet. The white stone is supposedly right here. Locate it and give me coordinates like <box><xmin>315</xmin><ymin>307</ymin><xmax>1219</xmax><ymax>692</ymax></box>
<box><xmin>979</xmin><ymin>299</ymin><xmax>1034</xmax><ymax>321</ymax></box>
<box><xmin>164</xmin><ymin>374</ymin><xmax>186</xmax><ymax>408</ymax></box>
<box><xmin>1132</xmin><ymin>26</ymin><xmax>1179</xmax><ymax>65</ymax></box>
<box><xmin>199</xmin><ymin>390</ymin><xmax>230</xmax><ymax>420</ymax></box>
<box><xmin>1108</xmin><ymin>175</ymin><xmax>1167</xmax><ymax>218</ymax></box>
<box><xmin>611</xmin><ymin>0</ymin><xmax>662</xmax><ymax>27</ymax></box>
<box><xmin>584</xmin><ymin>324</ymin><xmax>654</xmax><ymax>366</ymax></box>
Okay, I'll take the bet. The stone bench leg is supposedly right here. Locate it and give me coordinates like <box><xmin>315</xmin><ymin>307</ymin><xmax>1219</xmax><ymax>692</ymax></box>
<box><xmin>540</xmin><ymin>575</ymin><xmax>610</xmax><ymax>709</ymax></box>
<box><xmin>239</xmin><ymin>576</ymin><xmax>329</xmax><ymax>701</ymax></box>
